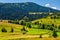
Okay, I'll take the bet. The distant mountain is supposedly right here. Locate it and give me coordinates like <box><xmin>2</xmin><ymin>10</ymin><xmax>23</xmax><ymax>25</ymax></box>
<box><xmin>0</xmin><ymin>2</ymin><xmax>60</xmax><ymax>20</ymax></box>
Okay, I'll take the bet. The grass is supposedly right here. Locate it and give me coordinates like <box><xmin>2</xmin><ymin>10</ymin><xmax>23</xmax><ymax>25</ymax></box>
<box><xmin>32</xmin><ymin>17</ymin><xmax>60</xmax><ymax>27</ymax></box>
<box><xmin>8</xmin><ymin>38</ymin><xmax>60</xmax><ymax>40</ymax></box>
<box><xmin>0</xmin><ymin>22</ymin><xmax>53</xmax><ymax>40</ymax></box>
<box><xmin>0</xmin><ymin>20</ymin><xmax>50</xmax><ymax>34</ymax></box>
<box><xmin>0</xmin><ymin>22</ymin><xmax>25</xmax><ymax>34</ymax></box>
<box><xmin>0</xmin><ymin>18</ymin><xmax>60</xmax><ymax>40</ymax></box>
<box><xmin>57</xmin><ymin>32</ymin><xmax>60</xmax><ymax>37</ymax></box>
<box><xmin>27</xmin><ymin>28</ymin><xmax>52</xmax><ymax>35</ymax></box>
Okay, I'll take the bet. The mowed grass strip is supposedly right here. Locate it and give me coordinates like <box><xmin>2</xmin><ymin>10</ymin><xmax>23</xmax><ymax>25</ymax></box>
<box><xmin>27</xmin><ymin>28</ymin><xmax>52</xmax><ymax>34</ymax></box>
<box><xmin>8</xmin><ymin>38</ymin><xmax>60</xmax><ymax>40</ymax></box>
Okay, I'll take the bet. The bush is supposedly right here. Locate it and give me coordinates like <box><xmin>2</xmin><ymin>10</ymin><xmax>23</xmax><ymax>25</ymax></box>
<box><xmin>21</xmin><ymin>27</ymin><xmax>28</xmax><ymax>35</ymax></box>
<box><xmin>34</xmin><ymin>21</ymin><xmax>39</xmax><ymax>25</ymax></box>
<box><xmin>49</xmin><ymin>26</ymin><xmax>54</xmax><ymax>31</ymax></box>
<box><xmin>11</xmin><ymin>28</ymin><xmax>14</xmax><ymax>32</ymax></box>
<box><xmin>58</xmin><ymin>26</ymin><xmax>60</xmax><ymax>29</ymax></box>
<box><xmin>19</xmin><ymin>21</ymin><xmax>26</xmax><ymax>26</ymax></box>
<box><xmin>39</xmin><ymin>34</ymin><xmax>42</xmax><ymax>38</ymax></box>
<box><xmin>21</xmin><ymin>27</ymin><xmax>26</xmax><ymax>31</ymax></box>
<box><xmin>41</xmin><ymin>24</ymin><xmax>45</xmax><ymax>29</ymax></box>
<box><xmin>28</xmin><ymin>24</ymin><xmax>31</xmax><ymax>28</ymax></box>
<box><xmin>1</xmin><ymin>28</ymin><xmax>7</xmax><ymax>32</ymax></box>
<box><xmin>52</xmin><ymin>29</ymin><xmax>57</xmax><ymax>38</ymax></box>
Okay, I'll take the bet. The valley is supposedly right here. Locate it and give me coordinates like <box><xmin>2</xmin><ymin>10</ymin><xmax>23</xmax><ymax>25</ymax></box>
<box><xmin>0</xmin><ymin>2</ymin><xmax>60</xmax><ymax>40</ymax></box>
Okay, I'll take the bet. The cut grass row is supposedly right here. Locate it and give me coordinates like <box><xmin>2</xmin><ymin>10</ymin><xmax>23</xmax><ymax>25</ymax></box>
<box><xmin>27</xmin><ymin>28</ymin><xmax>52</xmax><ymax>35</ymax></box>
<box><xmin>8</xmin><ymin>38</ymin><xmax>60</xmax><ymax>40</ymax></box>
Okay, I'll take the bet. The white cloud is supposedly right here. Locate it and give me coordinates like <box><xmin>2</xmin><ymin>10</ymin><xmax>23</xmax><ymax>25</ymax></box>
<box><xmin>45</xmin><ymin>3</ymin><xmax>58</xmax><ymax>10</ymax></box>
<box><xmin>51</xmin><ymin>7</ymin><xmax>57</xmax><ymax>9</ymax></box>
<box><xmin>45</xmin><ymin>4</ymin><xmax>50</xmax><ymax>7</ymax></box>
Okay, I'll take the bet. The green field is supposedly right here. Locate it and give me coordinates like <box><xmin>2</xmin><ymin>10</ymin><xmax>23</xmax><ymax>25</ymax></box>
<box><xmin>27</xmin><ymin>28</ymin><xmax>52</xmax><ymax>34</ymax></box>
<box><xmin>0</xmin><ymin>22</ymin><xmax>53</xmax><ymax>40</ymax></box>
<box><xmin>0</xmin><ymin>17</ymin><xmax>60</xmax><ymax>40</ymax></box>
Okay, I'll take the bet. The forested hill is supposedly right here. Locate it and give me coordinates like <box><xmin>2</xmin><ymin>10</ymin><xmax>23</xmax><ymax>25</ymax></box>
<box><xmin>0</xmin><ymin>2</ymin><xmax>60</xmax><ymax>20</ymax></box>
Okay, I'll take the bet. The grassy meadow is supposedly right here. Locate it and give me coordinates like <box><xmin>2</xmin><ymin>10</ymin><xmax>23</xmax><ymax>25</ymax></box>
<box><xmin>0</xmin><ymin>22</ymin><xmax>52</xmax><ymax>40</ymax></box>
<box><xmin>0</xmin><ymin>16</ymin><xmax>60</xmax><ymax>40</ymax></box>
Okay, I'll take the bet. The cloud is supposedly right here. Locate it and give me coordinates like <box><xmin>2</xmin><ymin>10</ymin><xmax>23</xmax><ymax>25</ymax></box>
<box><xmin>51</xmin><ymin>7</ymin><xmax>57</xmax><ymax>9</ymax></box>
<box><xmin>45</xmin><ymin>3</ymin><xmax>58</xmax><ymax>10</ymax></box>
<box><xmin>45</xmin><ymin>4</ymin><xmax>50</xmax><ymax>7</ymax></box>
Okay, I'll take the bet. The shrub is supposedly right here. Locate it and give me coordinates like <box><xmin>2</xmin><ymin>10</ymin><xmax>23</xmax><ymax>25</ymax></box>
<box><xmin>49</xmin><ymin>26</ymin><xmax>54</xmax><ymax>31</ymax></box>
<box><xmin>51</xmin><ymin>24</ymin><xmax>54</xmax><ymax>27</ymax></box>
<box><xmin>11</xmin><ymin>28</ymin><xmax>14</xmax><ymax>32</ymax></box>
<box><xmin>1</xmin><ymin>28</ymin><xmax>7</xmax><ymax>32</ymax></box>
<box><xmin>28</xmin><ymin>24</ymin><xmax>31</xmax><ymax>28</ymax></box>
<box><xmin>52</xmin><ymin>29</ymin><xmax>57</xmax><ymax>38</ymax></box>
<box><xmin>41</xmin><ymin>24</ymin><xmax>45</xmax><ymax>29</ymax></box>
<box><xmin>21</xmin><ymin>27</ymin><xmax>26</xmax><ymax>31</ymax></box>
<box><xmin>58</xmin><ymin>26</ymin><xmax>60</xmax><ymax>29</ymax></box>
<box><xmin>21</xmin><ymin>27</ymin><xmax>27</xmax><ymax>35</ymax></box>
<box><xmin>39</xmin><ymin>34</ymin><xmax>42</xmax><ymax>38</ymax></box>
<box><xmin>34</xmin><ymin>21</ymin><xmax>39</xmax><ymax>25</ymax></box>
<box><xmin>50</xmin><ymin>16</ymin><xmax>53</xmax><ymax>19</ymax></box>
<box><xmin>19</xmin><ymin>21</ymin><xmax>26</xmax><ymax>26</ymax></box>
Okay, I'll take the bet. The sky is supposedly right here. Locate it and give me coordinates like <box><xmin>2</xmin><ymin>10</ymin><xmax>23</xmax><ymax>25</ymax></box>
<box><xmin>0</xmin><ymin>0</ymin><xmax>60</xmax><ymax>10</ymax></box>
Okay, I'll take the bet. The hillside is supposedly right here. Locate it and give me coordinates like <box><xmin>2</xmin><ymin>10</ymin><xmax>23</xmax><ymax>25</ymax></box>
<box><xmin>0</xmin><ymin>22</ymin><xmax>24</xmax><ymax>33</ymax></box>
<box><xmin>0</xmin><ymin>2</ymin><xmax>60</xmax><ymax>20</ymax></box>
<box><xmin>32</xmin><ymin>16</ymin><xmax>60</xmax><ymax>26</ymax></box>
